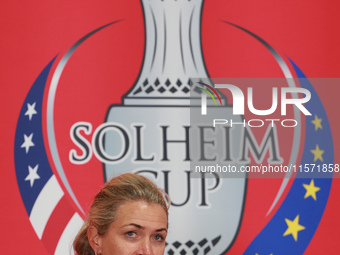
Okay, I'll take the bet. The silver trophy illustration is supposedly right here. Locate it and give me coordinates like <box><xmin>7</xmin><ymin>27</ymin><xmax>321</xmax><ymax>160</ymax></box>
<box><xmin>104</xmin><ymin>1</ymin><xmax>246</xmax><ymax>254</ymax></box>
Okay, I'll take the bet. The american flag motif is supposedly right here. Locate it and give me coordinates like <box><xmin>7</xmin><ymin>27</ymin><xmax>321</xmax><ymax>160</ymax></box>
<box><xmin>14</xmin><ymin>60</ymin><xmax>83</xmax><ymax>255</ymax></box>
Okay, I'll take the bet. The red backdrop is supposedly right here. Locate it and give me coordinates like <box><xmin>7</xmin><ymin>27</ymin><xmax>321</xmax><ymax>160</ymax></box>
<box><xmin>1</xmin><ymin>0</ymin><xmax>339</xmax><ymax>254</ymax></box>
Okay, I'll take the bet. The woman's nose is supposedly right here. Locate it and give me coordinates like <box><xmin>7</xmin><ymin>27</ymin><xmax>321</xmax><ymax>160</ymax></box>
<box><xmin>137</xmin><ymin>238</ymin><xmax>153</xmax><ymax>255</ymax></box>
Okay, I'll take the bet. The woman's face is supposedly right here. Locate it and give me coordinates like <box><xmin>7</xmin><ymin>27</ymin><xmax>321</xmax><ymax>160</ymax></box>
<box><xmin>92</xmin><ymin>200</ymin><xmax>168</xmax><ymax>255</ymax></box>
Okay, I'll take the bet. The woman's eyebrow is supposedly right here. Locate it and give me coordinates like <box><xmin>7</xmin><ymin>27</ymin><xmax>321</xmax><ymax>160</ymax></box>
<box><xmin>122</xmin><ymin>223</ymin><xmax>144</xmax><ymax>229</ymax></box>
<box><xmin>121</xmin><ymin>224</ymin><xmax>167</xmax><ymax>232</ymax></box>
<box><xmin>155</xmin><ymin>228</ymin><xmax>167</xmax><ymax>232</ymax></box>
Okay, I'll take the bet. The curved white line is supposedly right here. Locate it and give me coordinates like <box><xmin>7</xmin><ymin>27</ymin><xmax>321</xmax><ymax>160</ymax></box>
<box><xmin>222</xmin><ymin>22</ymin><xmax>301</xmax><ymax>215</ymax></box>
<box><xmin>47</xmin><ymin>21</ymin><xmax>121</xmax><ymax>214</ymax></box>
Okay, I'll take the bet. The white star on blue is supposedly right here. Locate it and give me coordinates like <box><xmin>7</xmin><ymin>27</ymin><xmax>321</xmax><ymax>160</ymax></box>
<box><xmin>24</xmin><ymin>102</ymin><xmax>37</xmax><ymax>121</ymax></box>
<box><xmin>25</xmin><ymin>164</ymin><xmax>40</xmax><ymax>187</ymax></box>
<box><xmin>21</xmin><ymin>133</ymin><xmax>34</xmax><ymax>154</ymax></box>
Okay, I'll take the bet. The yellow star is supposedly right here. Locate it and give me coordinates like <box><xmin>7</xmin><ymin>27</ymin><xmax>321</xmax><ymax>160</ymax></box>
<box><xmin>310</xmin><ymin>144</ymin><xmax>324</xmax><ymax>162</ymax></box>
<box><xmin>303</xmin><ymin>179</ymin><xmax>321</xmax><ymax>201</ymax></box>
<box><xmin>311</xmin><ymin>115</ymin><xmax>322</xmax><ymax>131</ymax></box>
<box><xmin>283</xmin><ymin>215</ymin><xmax>305</xmax><ymax>241</ymax></box>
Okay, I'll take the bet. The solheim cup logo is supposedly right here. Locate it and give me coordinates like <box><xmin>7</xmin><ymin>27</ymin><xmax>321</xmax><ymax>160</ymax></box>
<box><xmin>104</xmin><ymin>1</ymin><xmax>245</xmax><ymax>254</ymax></box>
<box><xmin>13</xmin><ymin>1</ymin><xmax>336</xmax><ymax>255</ymax></box>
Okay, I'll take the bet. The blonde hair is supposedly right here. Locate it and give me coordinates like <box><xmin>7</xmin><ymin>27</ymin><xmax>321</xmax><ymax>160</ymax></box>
<box><xmin>73</xmin><ymin>173</ymin><xmax>168</xmax><ymax>255</ymax></box>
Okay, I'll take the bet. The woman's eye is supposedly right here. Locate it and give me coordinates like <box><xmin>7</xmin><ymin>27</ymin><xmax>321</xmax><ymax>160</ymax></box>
<box><xmin>154</xmin><ymin>234</ymin><xmax>164</xmax><ymax>241</ymax></box>
<box><xmin>126</xmin><ymin>231</ymin><xmax>136</xmax><ymax>238</ymax></box>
